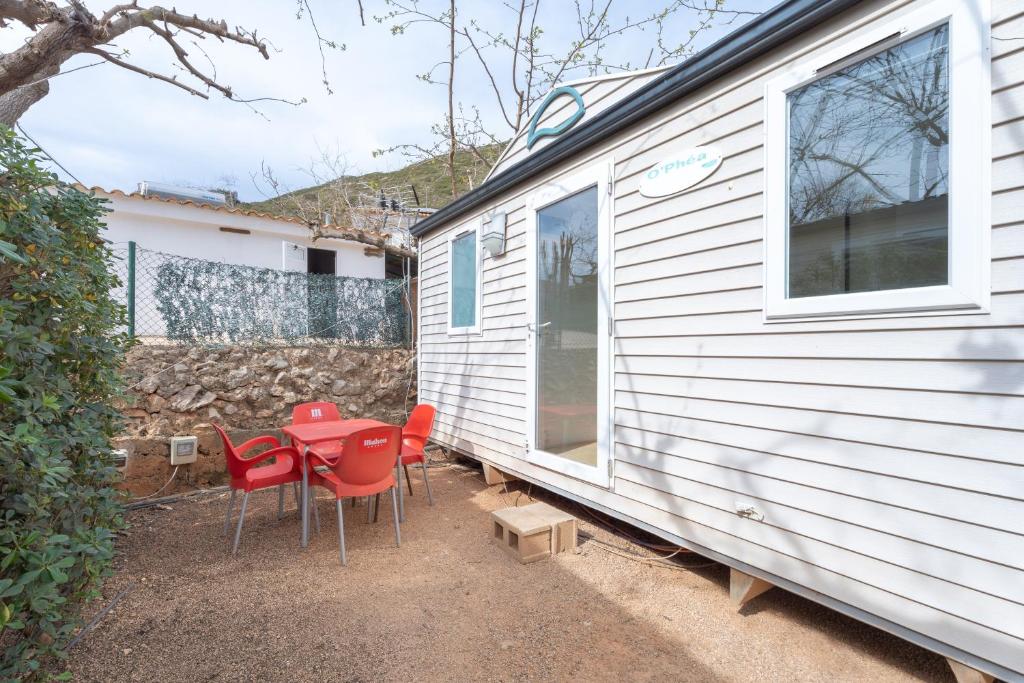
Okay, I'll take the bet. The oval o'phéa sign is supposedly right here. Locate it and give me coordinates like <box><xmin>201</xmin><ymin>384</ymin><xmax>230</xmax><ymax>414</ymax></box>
<box><xmin>639</xmin><ymin>146</ymin><xmax>723</xmax><ymax>198</ymax></box>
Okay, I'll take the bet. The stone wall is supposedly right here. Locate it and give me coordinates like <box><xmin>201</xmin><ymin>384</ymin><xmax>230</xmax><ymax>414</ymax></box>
<box><xmin>116</xmin><ymin>344</ymin><xmax>415</xmax><ymax>496</ymax></box>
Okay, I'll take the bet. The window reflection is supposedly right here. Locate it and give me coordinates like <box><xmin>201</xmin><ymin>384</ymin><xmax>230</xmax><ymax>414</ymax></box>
<box><xmin>536</xmin><ymin>186</ymin><xmax>598</xmax><ymax>466</ymax></box>
<box><xmin>451</xmin><ymin>231</ymin><xmax>477</xmax><ymax>328</ymax></box>
<box><xmin>787</xmin><ymin>25</ymin><xmax>950</xmax><ymax>298</ymax></box>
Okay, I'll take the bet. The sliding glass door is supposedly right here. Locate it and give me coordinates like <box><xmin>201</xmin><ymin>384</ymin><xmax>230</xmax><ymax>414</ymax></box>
<box><xmin>526</xmin><ymin>163</ymin><xmax>611</xmax><ymax>487</ymax></box>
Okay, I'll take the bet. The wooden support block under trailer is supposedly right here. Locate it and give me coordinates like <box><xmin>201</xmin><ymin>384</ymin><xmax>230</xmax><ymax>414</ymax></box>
<box><xmin>729</xmin><ymin>568</ymin><xmax>776</xmax><ymax>608</ymax></box>
<box><xmin>482</xmin><ymin>462</ymin><xmax>519</xmax><ymax>486</ymax></box>
<box><xmin>946</xmin><ymin>659</ymin><xmax>996</xmax><ymax>683</ymax></box>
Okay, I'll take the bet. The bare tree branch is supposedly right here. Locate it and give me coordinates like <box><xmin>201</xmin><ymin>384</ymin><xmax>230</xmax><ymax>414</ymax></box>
<box><xmin>85</xmin><ymin>47</ymin><xmax>210</xmax><ymax>99</ymax></box>
<box><xmin>462</xmin><ymin>27</ymin><xmax>514</xmax><ymax>130</ymax></box>
<box><xmin>0</xmin><ymin>1</ymin><xmax>337</xmax><ymax>125</ymax></box>
<box><xmin>374</xmin><ymin>0</ymin><xmax>758</xmax><ymax>200</ymax></box>
<box><xmin>447</xmin><ymin>0</ymin><xmax>456</xmax><ymax>197</ymax></box>
<box><xmin>251</xmin><ymin>150</ymin><xmax>418</xmax><ymax>257</ymax></box>
<box><xmin>294</xmin><ymin>0</ymin><xmax>343</xmax><ymax>94</ymax></box>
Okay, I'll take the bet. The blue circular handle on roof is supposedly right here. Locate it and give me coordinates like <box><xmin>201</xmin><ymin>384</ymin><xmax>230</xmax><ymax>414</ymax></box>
<box><xmin>526</xmin><ymin>86</ymin><xmax>586</xmax><ymax>149</ymax></box>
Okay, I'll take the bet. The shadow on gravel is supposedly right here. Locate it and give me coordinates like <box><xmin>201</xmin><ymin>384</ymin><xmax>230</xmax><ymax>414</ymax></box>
<box><xmin>65</xmin><ymin>465</ymin><xmax>724</xmax><ymax>682</ymax></box>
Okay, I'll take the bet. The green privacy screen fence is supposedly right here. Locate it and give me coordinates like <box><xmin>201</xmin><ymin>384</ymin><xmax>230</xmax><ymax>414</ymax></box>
<box><xmin>112</xmin><ymin>244</ymin><xmax>410</xmax><ymax>347</ymax></box>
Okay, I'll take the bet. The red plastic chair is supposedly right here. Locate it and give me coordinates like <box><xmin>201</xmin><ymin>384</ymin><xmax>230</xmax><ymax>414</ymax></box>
<box><xmin>399</xmin><ymin>404</ymin><xmax>436</xmax><ymax>507</ymax></box>
<box><xmin>213</xmin><ymin>423</ymin><xmax>301</xmax><ymax>555</ymax></box>
<box><xmin>306</xmin><ymin>425</ymin><xmax>402</xmax><ymax>565</ymax></box>
<box><xmin>290</xmin><ymin>402</ymin><xmax>343</xmax><ymax>463</ymax></box>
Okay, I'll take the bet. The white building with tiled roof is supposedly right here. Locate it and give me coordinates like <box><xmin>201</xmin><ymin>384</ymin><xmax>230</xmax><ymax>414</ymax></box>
<box><xmin>85</xmin><ymin>183</ymin><xmax>409</xmax><ymax>279</ymax></box>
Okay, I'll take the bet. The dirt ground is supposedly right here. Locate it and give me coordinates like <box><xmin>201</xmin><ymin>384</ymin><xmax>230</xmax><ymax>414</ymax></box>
<box><xmin>65</xmin><ymin>461</ymin><xmax>955</xmax><ymax>682</ymax></box>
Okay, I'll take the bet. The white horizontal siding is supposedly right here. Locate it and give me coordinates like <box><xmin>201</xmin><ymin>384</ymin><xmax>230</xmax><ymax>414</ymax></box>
<box><xmin>611</xmin><ymin>455</ymin><xmax>1024</xmax><ymax>609</ymax></box>
<box><xmin>611</xmin><ymin>301</ymin><xmax>1024</xmax><ymax>345</ymax></box>
<box><xmin>991</xmin><ymin>43</ymin><xmax>1024</xmax><ymax>91</ymax></box>
<box><xmin>417</xmin><ymin>0</ymin><xmax>1024</xmax><ymax>677</ymax></box>
<box><xmin>612</xmin><ymin>293</ymin><xmax>1024</xmax><ymax>335</ymax></box>
<box><xmin>616</xmin><ymin>373</ymin><xmax>1021</xmax><ymax>430</ymax></box>
<box><xmin>612</xmin><ymin>434</ymin><xmax>1024</xmax><ymax>545</ymax></box>
<box><xmin>615</xmin><ymin>389</ymin><xmax>1022</xmax><ymax>466</ymax></box>
<box><xmin>615</xmin><ymin>355</ymin><xmax>1024</xmax><ymax>396</ymax></box>
<box><xmin>992</xmin><ymin>82</ymin><xmax>1024</xmax><ymax>126</ymax></box>
<box><xmin>613</xmin><ymin>411</ymin><xmax>1023</xmax><ymax>501</ymax></box>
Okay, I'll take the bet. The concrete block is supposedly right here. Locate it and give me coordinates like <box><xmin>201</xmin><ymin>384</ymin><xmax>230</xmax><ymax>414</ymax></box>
<box><xmin>491</xmin><ymin>502</ymin><xmax>577</xmax><ymax>564</ymax></box>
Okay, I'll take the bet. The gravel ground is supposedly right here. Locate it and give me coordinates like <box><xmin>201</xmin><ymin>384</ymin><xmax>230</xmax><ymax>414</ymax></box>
<box><xmin>65</xmin><ymin>462</ymin><xmax>953</xmax><ymax>682</ymax></box>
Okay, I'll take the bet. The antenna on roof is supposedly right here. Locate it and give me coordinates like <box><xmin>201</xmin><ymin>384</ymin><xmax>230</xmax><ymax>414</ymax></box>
<box><xmin>348</xmin><ymin>181</ymin><xmax>425</xmax><ymax>252</ymax></box>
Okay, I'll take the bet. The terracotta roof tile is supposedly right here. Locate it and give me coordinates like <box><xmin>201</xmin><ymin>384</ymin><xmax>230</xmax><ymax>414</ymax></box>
<box><xmin>75</xmin><ymin>184</ymin><xmax>416</xmax><ymax>257</ymax></box>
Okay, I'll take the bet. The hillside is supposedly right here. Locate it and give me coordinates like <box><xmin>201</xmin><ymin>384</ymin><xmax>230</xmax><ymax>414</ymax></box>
<box><xmin>245</xmin><ymin>142</ymin><xmax>505</xmax><ymax>218</ymax></box>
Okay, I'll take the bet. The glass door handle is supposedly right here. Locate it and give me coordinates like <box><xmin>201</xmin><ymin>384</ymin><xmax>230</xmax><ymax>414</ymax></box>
<box><xmin>527</xmin><ymin>321</ymin><xmax>552</xmax><ymax>332</ymax></box>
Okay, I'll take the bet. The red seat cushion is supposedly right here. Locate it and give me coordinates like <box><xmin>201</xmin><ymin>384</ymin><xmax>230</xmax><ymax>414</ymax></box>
<box><xmin>306</xmin><ymin>441</ymin><xmax>343</xmax><ymax>464</ymax></box>
<box><xmin>231</xmin><ymin>454</ymin><xmax>299</xmax><ymax>491</ymax></box>
<box><xmin>399</xmin><ymin>443</ymin><xmax>425</xmax><ymax>466</ymax></box>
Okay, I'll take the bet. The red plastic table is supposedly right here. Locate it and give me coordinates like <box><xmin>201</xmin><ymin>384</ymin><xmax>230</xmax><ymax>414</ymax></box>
<box><xmin>282</xmin><ymin>419</ymin><xmax>394</xmax><ymax>548</ymax></box>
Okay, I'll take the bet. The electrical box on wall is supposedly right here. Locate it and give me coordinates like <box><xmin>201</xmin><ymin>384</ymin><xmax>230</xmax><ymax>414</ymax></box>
<box><xmin>112</xmin><ymin>448</ymin><xmax>128</xmax><ymax>471</ymax></box>
<box><xmin>169</xmin><ymin>436</ymin><xmax>198</xmax><ymax>466</ymax></box>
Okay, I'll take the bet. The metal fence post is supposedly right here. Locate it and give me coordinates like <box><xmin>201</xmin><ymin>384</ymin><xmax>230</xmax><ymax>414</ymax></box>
<box><xmin>127</xmin><ymin>241</ymin><xmax>136</xmax><ymax>338</ymax></box>
<box><xmin>404</xmin><ymin>256</ymin><xmax>412</xmax><ymax>349</ymax></box>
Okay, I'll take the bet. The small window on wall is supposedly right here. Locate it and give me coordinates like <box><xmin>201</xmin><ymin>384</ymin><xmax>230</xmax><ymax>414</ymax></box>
<box><xmin>764</xmin><ymin>0</ymin><xmax>990</xmax><ymax>319</ymax></box>
<box><xmin>448</xmin><ymin>225</ymin><xmax>481</xmax><ymax>334</ymax></box>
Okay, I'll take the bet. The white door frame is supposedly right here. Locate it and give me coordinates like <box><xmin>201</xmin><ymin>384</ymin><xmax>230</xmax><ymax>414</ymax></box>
<box><xmin>524</xmin><ymin>159</ymin><xmax>613</xmax><ymax>488</ymax></box>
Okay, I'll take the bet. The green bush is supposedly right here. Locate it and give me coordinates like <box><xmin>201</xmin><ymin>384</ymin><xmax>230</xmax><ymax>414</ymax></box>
<box><xmin>0</xmin><ymin>129</ymin><xmax>129</xmax><ymax>678</ymax></box>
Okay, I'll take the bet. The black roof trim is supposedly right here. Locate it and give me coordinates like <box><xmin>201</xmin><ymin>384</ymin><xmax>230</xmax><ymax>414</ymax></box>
<box><xmin>411</xmin><ymin>0</ymin><xmax>862</xmax><ymax>238</ymax></box>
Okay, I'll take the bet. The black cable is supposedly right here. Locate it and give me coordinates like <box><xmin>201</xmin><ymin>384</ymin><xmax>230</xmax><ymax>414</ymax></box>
<box><xmin>65</xmin><ymin>584</ymin><xmax>135</xmax><ymax>650</ymax></box>
<box><xmin>578</xmin><ymin>531</ymin><xmax>719</xmax><ymax>570</ymax></box>
<box><xmin>575</xmin><ymin>502</ymin><xmax>692</xmax><ymax>553</ymax></box>
<box><xmin>15</xmin><ymin>123</ymin><xmax>83</xmax><ymax>185</ymax></box>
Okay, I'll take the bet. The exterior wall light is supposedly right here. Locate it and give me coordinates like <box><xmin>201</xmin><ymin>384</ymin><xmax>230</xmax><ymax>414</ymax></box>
<box><xmin>481</xmin><ymin>211</ymin><xmax>507</xmax><ymax>257</ymax></box>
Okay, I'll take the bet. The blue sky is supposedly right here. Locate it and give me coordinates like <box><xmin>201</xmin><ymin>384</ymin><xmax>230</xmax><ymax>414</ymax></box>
<box><xmin>3</xmin><ymin>1</ymin><xmax>770</xmax><ymax>202</ymax></box>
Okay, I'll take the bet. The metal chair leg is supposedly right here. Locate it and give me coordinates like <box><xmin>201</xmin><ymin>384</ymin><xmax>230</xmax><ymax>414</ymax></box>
<box><xmin>396</xmin><ymin>463</ymin><xmax>405</xmax><ymax>522</ymax></box>
<box><xmin>366</xmin><ymin>495</ymin><xmax>373</xmax><ymax>523</ymax></box>
<box><xmin>232</xmin><ymin>491</ymin><xmax>250</xmax><ymax>555</ymax></box>
<box><xmin>311</xmin><ymin>489</ymin><xmax>321</xmax><ymax>534</ymax></box>
<box><xmin>292</xmin><ymin>482</ymin><xmax>301</xmax><ymax>511</ymax></box>
<box><xmin>301</xmin><ymin>450</ymin><xmax>309</xmax><ymax>548</ymax></box>
<box><xmin>372</xmin><ymin>493</ymin><xmax>381</xmax><ymax>523</ymax></box>
<box><xmin>390</xmin><ymin>487</ymin><xmax>401</xmax><ymax>547</ymax></box>
<box><xmin>224</xmin><ymin>488</ymin><xmax>237</xmax><ymax>536</ymax></box>
<box><xmin>421</xmin><ymin>459</ymin><xmax>434</xmax><ymax>506</ymax></box>
<box><xmin>277</xmin><ymin>484</ymin><xmax>285</xmax><ymax>520</ymax></box>
<box><xmin>336</xmin><ymin>499</ymin><xmax>347</xmax><ymax>566</ymax></box>
<box><xmin>395</xmin><ymin>464</ymin><xmax>403</xmax><ymax>524</ymax></box>
<box><xmin>404</xmin><ymin>464</ymin><xmax>414</xmax><ymax>496</ymax></box>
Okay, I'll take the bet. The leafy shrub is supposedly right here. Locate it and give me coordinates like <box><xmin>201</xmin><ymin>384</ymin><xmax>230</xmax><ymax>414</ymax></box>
<box><xmin>0</xmin><ymin>129</ymin><xmax>129</xmax><ymax>678</ymax></box>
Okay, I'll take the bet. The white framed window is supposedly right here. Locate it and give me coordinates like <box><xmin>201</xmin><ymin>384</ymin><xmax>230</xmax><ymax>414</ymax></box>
<box><xmin>764</xmin><ymin>0</ymin><xmax>990</xmax><ymax>320</ymax></box>
<box><xmin>447</xmin><ymin>222</ymin><xmax>482</xmax><ymax>335</ymax></box>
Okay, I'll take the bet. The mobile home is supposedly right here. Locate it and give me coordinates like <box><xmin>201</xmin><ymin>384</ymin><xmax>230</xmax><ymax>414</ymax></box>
<box><xmin>411</xmin><ymin>0</ymin><xmax>1024</xmax><ymax>680</ymax></box>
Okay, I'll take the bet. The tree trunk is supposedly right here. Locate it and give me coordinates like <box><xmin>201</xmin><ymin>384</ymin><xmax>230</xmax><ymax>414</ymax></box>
<box><xmin>447</xmin><ymin>0</ymin><xmax>456</xmax><ymax>198</ymax></box>
<box><xmin>0</xmin><ymin>64</ymin><xmax>58</xmax><ymax>128</ymax></box>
